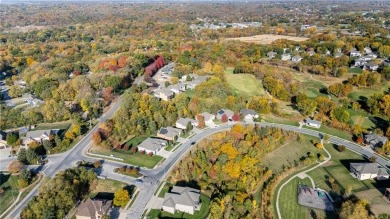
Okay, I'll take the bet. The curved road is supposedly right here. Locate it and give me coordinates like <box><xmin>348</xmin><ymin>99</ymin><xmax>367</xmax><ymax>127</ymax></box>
<box><xmin>4</xmin><ymin>120</ymin><xmax>390</xmax><ymax>219</ymax></box>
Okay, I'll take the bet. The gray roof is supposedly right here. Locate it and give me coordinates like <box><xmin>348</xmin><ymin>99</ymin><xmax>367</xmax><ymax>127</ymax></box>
<box><xmin>163</xmin><ymin>186</ymin><xmax>200</xmax><ymax>208</ymax></box>
<box><xmin>350</xmin><ymin>163</ymin><xmax>379</xmax><ymax>175</ymax></box>
<box><xmin>267</xmin><ymin>51</ymin><xmax>277</xmax><ymax>56</ymax></box>
<box><xmin>239</xmin><ymin>109</ymin><xmax>258</xmax><ymax>117</ymax></box>
<box><xmin>156</xmin><ymin>88</ymin><xmax>174</xmax><ymax>97</ymax></box>
<box><xmin>25</xmin><ymin>130</ymin><xmax>53</xmax><ymax>139</ymax></box>
<box><xmin>365</xmin><ymin>134</ymin><xmax>388</xmax><ymax>145</ymax></box>
<box><xmin>198</xmin><ymin>112</ymin><xmax>215</xmax><ymax>121</ymax></box>
<box><xmin>292</xmin><ymin>55</ymin><xmax>302</xmax><ymax>60</ymax></box>
<box><xmin>158</xmin><ymin>126</ymin><xmax>181</xmax><ymax>138</ymax></box>
<box><xmin>137</xmin><ymin>137</ymin><xmax>167</xmax><ymax>151</ymax></box>
<box><xmin>76</xmin><ymin>198</ymin><xmax>112</xmax><ymax>218</ymax></box>
<box><xmin>305</xmin><ymin>119</ymin><xmax>322</xmax><ymax>126</ymax></box>
<box><xmin>176</xmin><ymin>118</ymin><xmax>197</xmax><ymax>127</ymax></box>
<box><xmin>217</xmin><ymin>109</ymin><xmax>234</xmax><ymax>118</ymax></box>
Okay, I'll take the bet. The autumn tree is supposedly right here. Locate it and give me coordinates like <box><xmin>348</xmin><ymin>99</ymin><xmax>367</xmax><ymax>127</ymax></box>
<box><xmin>8</xmin><ymin>160</ymin><xmax>23</xmax><ymax>173</ymax></box>
<box><xmin>6</xmin><ymin>133</ymin><xmax>18</xmax><ymax>146</ymax></box>
<box><xmin>113</xmin><ymin>189</ymin><xmax>130</xmax><ymax>207</ymax></box>
<box><xmin>92</xmin><ymin>132</ymin><xmax>102</xmax><ymax>145</ymax></box>
<box><xmin>221</xmin><ymin>114</ymin><xmax>228</xmax><ymax>123</ymax></box>
<box><xmin>339</xmin><ymin>198</ymin><xmax>374</xmax><ymax>219</ymax></box>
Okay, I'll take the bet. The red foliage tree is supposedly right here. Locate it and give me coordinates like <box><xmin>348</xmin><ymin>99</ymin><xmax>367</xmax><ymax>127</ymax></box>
<box><xmin>92</xmin><ymin>132</ymin><xmax>102</xmax><ymax>145</ymax></box>
<box><xmin>196</xmin><ymin>115</ymin><xmax>205</xmax><ymax>128</ymax></box>
<box><xmin>221</xmin><ymin>114</ymin><xmax>228</xmax><ymax>123</ymax></box>
<box><xmin>72</xmin><ymin>70</ymin><xmax>81</xmax><ymax>76</ymax></box>
<box><xmin>118</xmin><ymin>56</ymin><xmax>127</xmax><ymax>68</ymax></box>
<box><xmin>115</xmin><ymin>144</ymin><xmax>122</xmax><ymax>150</ymax></box>
<box><xmin>102</xmin><ymin>87</ymin><xmax>114</xmax><ymax>102</ymax></box>
<box><xmin>148</xmin><ymin>152</ymin><xmax>154</xmax><ymax>157</ymax></box>
<box><xmin>132</xmin><ymin>147</ymin><xmax>137</xmax><ymax>154</ymax></box>
<box><xmin>108</xmin><ymin>65</ymin><xmax>119</xmax><ymax>72</ymax></box>
<box><xmin>232</xmin><ymin>113</ymin><xmax>240</xmax><ymax>122</ymax></box>
<box><xmin>356</xmin><ymin>136</ymin><xmax>363</xmax><ymax>144</ymax></box>
<box><xmin>123</xmin><ymin>145</ymin><xmax>129</xmax><ymax>151</ymax></box>
<box><xmin>140</xmin><ymin>150</ymin><xmax>145</xmax><ymax>155</ymax></box>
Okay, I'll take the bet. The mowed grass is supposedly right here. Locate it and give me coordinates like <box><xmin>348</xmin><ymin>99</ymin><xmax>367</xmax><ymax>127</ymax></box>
<box><xmin>279</xmin><ymin>177</ymin><xmax>337</xmax><ymax>219</ymax></box>
<box><xmin>125</xmin><ymin>136</ymin><xmax>148</xmax><ymax>147</ymax></box>
<box><xmin>355</xmin><ymin>189</ymin><xmax>390</xmax><ymax>215</ymax></box>
<box><xmin>351</xmin><ymin>115</ymin><xmax>375</xmax><ymax>129</ymax></box>
<box><xmin>34</xmin><ymin>120</ymin><xmax>72</xmax><ymax>130</ymax></box>
<box><xmin>324</xmin><ymin>165</ymin><xmax>367</xmax><ymax>191</ymax></box>
<box><xmin>348</xmin><ymin>82</ymin><xmax>390</xmax><ymax>102</ymax></box>
<box><xmin>0</xmin><ymin>173</ymin><xmax>20</xmax><ymax>214</ymax></box>
<box><xmin>225</xmin><ymin>73</ymin><xmax>265</xmax><ymax>96</ymax></box>
<box><xmin>90</xmin><ymin>147</ymin><xmax>163</xmax><ymax>169</ymax></box>
<box><xmin>262</xmin><ymin>136</ymin><xmax>324</xmax><ymax>174</ymax></box>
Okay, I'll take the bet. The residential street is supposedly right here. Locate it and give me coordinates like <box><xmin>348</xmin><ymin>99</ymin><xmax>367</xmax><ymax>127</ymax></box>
<box><xmin>3</xmin><ymin>119</ymin><xmax>390</xmax><ymax>219</ymax></box>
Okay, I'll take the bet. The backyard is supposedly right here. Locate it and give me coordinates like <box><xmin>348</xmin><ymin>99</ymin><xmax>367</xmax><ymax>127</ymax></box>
<box><xmin>225</xmin><ymin>73</ymin><xmax>265</xmax><ymax>97</ymax></box>
<box><xmin>0</xmin><ymin>174</ymin><xmax>20</xmax><ymax>215</ymax></box>
<box><xmin>89</xmin><ymin>178</ymin><xmax>131</xmax><ymax>200</ymax></box>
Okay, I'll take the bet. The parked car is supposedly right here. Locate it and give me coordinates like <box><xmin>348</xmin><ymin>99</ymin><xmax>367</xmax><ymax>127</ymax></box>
<box><xmin>135</xmin><ymin>179</ymin><xmax>143</xmax><ymax>184</ymax></box>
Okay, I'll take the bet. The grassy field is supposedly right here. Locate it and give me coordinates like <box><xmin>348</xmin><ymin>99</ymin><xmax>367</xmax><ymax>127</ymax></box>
<box><xmin>34</xmin><ymin>120</ymin><xmax>72</xmax><ymax>130</ymax></box>
<box><xmin>90</xmin><ymin>147</ymin><xmax>163</xmax><ymax>168</ymax></box>
<box><xmin>226</xmin><ymin>34</ymin><xmax>309</xmax><ymax>45</ymax></box>
<box><xmin>303</xmin><ymin>125</ymin><xmax>353</xmax><ymax>141</ymax></box>
<box><xmin>0</xmin><ymin>174</ymin><xmax>19</xmax><ymax>215</ymax></box>
<box><xmin>262</xmin><ymin>137</ymin><xmax>324</xmax><ymax>173</ymax></box>
<box><xmin>89</xmin><ymin>178</ymin><xmax>135</xmax><ymax>200</ymax></box>
<box><xmin>348</xmin><ymin>82</ymin><xmax>390</xmax><ymax>102</ymax></box>
<box><xmin>355</xmin><ymin>189</ymin><xmax>390</xmax><ymax>215</ymax></box>
<box><xmin>324</xmin><ymin>165</ymin><xmax>367</xmax><ymax>191</ymax></box>
<box><xmin>348</xmin><ymin>67</ymin><xmax>363</xmax><ymax>74</ymax></box>
<box><xmin>147</xmin><ymin>194</ymin><xmax>210</xmax><ymax>219</ymax></box>
<box><xmin>224</xmin><ymin>67</ymin><xmax>234</xmax><ymax>74</ymax></box>
<box><xmin>158</xmin><ymin>182</ymin><xmax>172</xmax><ymax>198</ymax></box>
<box><xmin>225</xmin><ymin>73</ymin><xmax>265</xmax><ymax>96</ymax></box>
<box><xmin>125</xmin><ymin>136</ymin><xmax>148</xmax><ymax>147</ymax></box>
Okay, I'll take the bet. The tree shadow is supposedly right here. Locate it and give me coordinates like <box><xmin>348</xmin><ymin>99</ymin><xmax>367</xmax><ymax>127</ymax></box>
<box><xmin>368</xmin><ymin>116</ymin><xmax>389</xmax><ymax>133</ymax></box>
<box><xmin>94</xmin><ymin>192</ymin><xmax>115</xmax><ymax>200</ymax></box>
<box><xmin>339</xmin><ymin>159</ymin><xmax>365</xmax><ymax>170</ymax></box>
<box><xmin>174</xmin><ymin>180</ymin><xmax>201</xmax><ymax>190</ymax></box>
<box><xmin>0</xmin><ymin>173</ymin><xmax>10</xmax><ymax>186</ymax></box>
<box><xmin>124</xmin><ymin>185</ymin><xmax>136</xmax><ymax>196</ymax></box>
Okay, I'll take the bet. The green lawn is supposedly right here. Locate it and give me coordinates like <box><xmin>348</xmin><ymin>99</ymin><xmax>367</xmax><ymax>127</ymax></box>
<box><xmin>300</xmin><ymin>80</ymin><xmax>327</xmax><ymax>99</ymax></box>
<box><xmin>125</xmin><ymin>136</ymin><xmax>148</xmax><ymax>147</ymax></box>
<box><xmin>185</xmin><ymin>89</ymin><xmax>195</xmax><ymax>98</ymax></box>
<box><xmin>0</xmin><ymin>173</ymin><xmax>20</xmax><ymax>215</ymax></box>
<box><xmin>348</xmin><ymin>67</ymin><xmax>363</xmax><ymax>74</ymax></box>
<box><xmin>90</xmin><ymin>148</ymin><xmax>163</xmax><ymax>169</ymax></box>
<box><xmin>278</xmin><ymin>177</ymin><xmax>337</xmax><ymax>219</ymax></box>
<box><xmin>224</xmin><ymin>67</ymin><xmax>234</xmax><ymax>75</ymax></box>
<box><xmin>34</xmin><ymin>120</ymin><xmax>72</xmax><ymax>130</ymax></box>
<box><xmin>262</xmin><ymin>137</ymin><xmax>324</xmax><ymax>174</ymax></box>
<box><xmin>89</xmin><ymin>178</ymin><xmax>135</xmax><ymax>200</ymax></box>
<box><xmin>158</xmin><ymin>182</ymin><xmax>172</xmax><ymax>198</ymax></box>
<box><xmin>303</xmin><ymin>125</ymin><xmax>353</xmax><ymax>141</ymax></box>
<box><xmin>348</xmin><ymin>82</ymin><xmax>390</xmax><ymax>102</ymax></box>
<box><xmin>225</xmin><ymin>73</ymin><xmax>265</xmax><ymax>96</ymax></box>
<box><xmin>147</xmin><ymin>194</ymin><xmax>210</xmax><ymax>219</ymax></box>
<box><xmin>324</xmin><ymin>165</ymin><xmax>367</xmax><ymax>192</ymax></box>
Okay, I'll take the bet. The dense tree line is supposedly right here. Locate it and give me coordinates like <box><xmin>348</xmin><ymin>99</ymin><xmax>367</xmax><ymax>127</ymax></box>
<box><xmin>21</xmin><ymin>168</ymin><xmax>96</xmax><ymax>219</ymax></box>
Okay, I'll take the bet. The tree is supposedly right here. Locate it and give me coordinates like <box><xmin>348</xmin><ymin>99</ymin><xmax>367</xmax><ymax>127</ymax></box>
<box><xmin>323</xmin><ymin>134</ymin><xmax>330</xmax><ymax>143</ymax></box>
<box><xmin>18</xmin><ymin>148</ymin><xmax>28</xmax><ymax>164</ymax></box>
<box><xmin>113</xmin><ymin>189</ymin><xmax>130</xmax><ymax>207</ymax></box>
<box><xmin>8</xmin><ymin>160</ymin><xmax>23</xmax><ymax>173</ymax></box>
<box><xmin>6</xmin><ymin>133</ymin><xmax>18</xmax><ymax>146</ymax></box>
<box><xmin>221</xmin><ymin>114</ymin><xmax>228</xmax><ymax>123</ymax></box>
<box><xmin>196</xmin><ymin>115</ymin><xmax>205</xmax><ymax>128</ymax></box>
<box><xmin>337</xmin><ymin>145</ymin><xmax>346</xmax><ymax>152</ymax></box>
<box><xmin>42</xmin><ymin>140</ymin><xmax>53</xmax><ymax>152</ymax></box>
<box><xmin>368</xmin><ymin>156</ymin><xmax>376</xmax><ymax>163</ymax></box>
<box><xmin>356</xmin><ymin>136</ymin><xmax>363</xmax><ymax>144</ymax></box>
<box><xmin>316</xmin><ymin>143</ymin><xmax>323</xmax><ymax>149</ymax></box>
<box><xmin>19</xmin><ymin>168</ymin><xmax>32</xmax><ymax>184</ymax></box>
<box><xmin>92</xmin><ymin>132</ymin><xmax>102</xmax><ymax>145</ymax></box>
<box><xmin>26</xmin><ymin>148</ymin><xmax>38</xmax><ymax>164</ymax></box>
<box><xmin>339</xmin><ymin>198</ymin><xmax>374</xmax><ymax>219</ymax></box>
<box><xmin>232</xmin><ymin>113</ymin><xmax>240</xmax><ymax>122</ymax></box>
<box><xmin>331</xmin><ymin>107</ymin><xmax>350</xmax><ymax>123</ymax></box>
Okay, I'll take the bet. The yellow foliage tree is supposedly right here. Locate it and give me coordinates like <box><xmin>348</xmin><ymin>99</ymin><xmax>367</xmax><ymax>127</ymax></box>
<box><xmin>223</xmin><ymin>161</ymin><xmax>240</xmax><ymax>179</ymax></box>
<box><xmin>220</xmin><ymin>143</ymin><xmax>239</xmax><ymax>160</ymax></box>
<box><xmin>316</xmin><ymin>143</ymin><xmax>323</xmax><ymax>149</ymax></box>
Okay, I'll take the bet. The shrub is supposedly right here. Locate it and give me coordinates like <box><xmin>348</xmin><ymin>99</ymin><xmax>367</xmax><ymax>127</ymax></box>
<box><xmin>316</xmin><ymin>143</ymin><xmax>323</xmax><ymax>149</ymax></box>
<box><xmin>132</xmin><ymin>147</ymin><xmax>137</xmax><ymax>154</ymax></box>
<box><xmin>123</xmin><ymin>145</ymin><xmax>129</xmax><ymax>151</ymax></box>
<box><xmin>148</xmin><ymin>152</ymin><xmax>153</xmax><ymax>157</ymax></box>
<box><xmin>337</xmin><ymin>145</ymin><xmax>346</xmax><ymax>152</ymax></box>
<box><xmin>115</xmin><ymin>144</ymin><xmax>122</xmax><ymax>150</ymax></box>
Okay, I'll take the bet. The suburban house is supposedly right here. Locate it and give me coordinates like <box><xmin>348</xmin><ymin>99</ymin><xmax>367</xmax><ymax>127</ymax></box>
<box><xmin>350</xmin><ymin>163</ymin><xmax>389</xmax><ymax>180</ymax></box>
<box><xmin>176</xmin><ymin>118</ymin><xmax>198</xmax><ymax>130</ymax></box>
<box><xmin>334</xmin><ymin>52</ymin><xmax>344</xmax><ymax>58</ymax></box>
<box><xmin>168</xmin><ymin>83</ymin><xmax>186</xmax><ymax>94</ymax></box>
<box><xmin>157</xmin><ymin>126</ymin><xmax>182</xmax><ymax>141</ymax></box>
<box><xmin>362</xmin><ymin>54</ymin><xmax>376</xmax><ymax>61</ymax></box>
<box><xmin>300</xmin><ymin>24</ymin><xmax>316</xmax><ymax>31</ymax></box>
<box><xmin>196</xmin><ymin>112</ymin><xmax>215</xmax><ymax>124</ymax></box>
<box><xmin>354</xmin><ymin>58</ymin><xmax>367</xmax><ymax>67</ymax></box>
<box><xmin>307</xmin><ymin>50</ymin><xmax>316</xmax><ymax>56</ymax></box>
<box><xmin>216</xmin><ymin>109</ymin><xmax>234</xmax><ymax>120</ymax></box>
<box><xmin>153</xmin><ymin>88</ymin><xmax>174</xmax><ymax>101</ymax></box>
<box><xmin>75</xmin><ymin>198</ymin><xmax>112</xmax><ymax>219</ymax></box>
<box><xmin>161</xmin><ymin>186</ymin><xmax>201</xmax><ymax>215</ymax></box>
<box><xmin>292</xmin><ymin>55</ymin><xmax>303</xmax><ymax>63</ymax></box>
<box><xmin>350</xmin><ymin>49</ymin><xmax>362</xmax><ymax>57</ymax></box>
<box><xmin>137</xmin><ymin>137</ymin><xmax>167</xmax><ymax>155</ymax></box>
<box><xmin>239</xmin><ymin>109</ymin><xmax>259</xmax><ymax>120</ymax></box>
<box><xmin>281</xmin><ymin>53</ymin><xmax>291</xmax><ymax>61</ymax></box>
<box><xmin>186</xmin><ymin>76</ymin><xmax>209</xmax><ymax>90</ymax></box>
<box><xmin>297</xmin><ymin>184</ymin><xmax>333</xmax><ymax>211</ymax></box>
<box><xmin>23</xmin><ymin>129</ymin><xmax>57</xmax><ymax>146</ymax></box>
<box><xmin>364</xmin><ymin>134</ymin><xmax>388</xmax><ymax>147</ymax></box>
<box><xmin>364</xmin><ymin>62</ymin><xmax>379</xmax><ymax>71</ymax></box>
<box><xmin>304</xmin><ymin>119</ymin><xmax>322</xmax><ymax>128</ymax></box>
<box><xmin>0</xmin><ymin>130</ymin><xmax>7</xmax><ymax>148</ymax></box>
<box><xmin>267</xmin><ymin>51</ymin><xmax>277</xmax><ymax>59</ymax></box>
<box><xmin>364</xmin><ymin>46</ymin><xmax>372</xmax><ymax>54</ymax></box>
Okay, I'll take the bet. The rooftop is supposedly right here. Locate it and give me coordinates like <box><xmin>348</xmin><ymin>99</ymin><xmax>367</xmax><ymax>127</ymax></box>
<box><xmin>137</xmin><ymin>137</ymin><xmax>167</xmax><ymax>151</ymax></box>
<box><xmin>350</xmin><ymin>163</ymin><xmax>379</xmax><ymax>175</ymax></box>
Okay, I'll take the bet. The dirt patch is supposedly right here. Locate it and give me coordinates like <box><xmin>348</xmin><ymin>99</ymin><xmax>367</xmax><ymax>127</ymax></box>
<box><xmin>226</xmin><ymin>34</ymin><xmax>309</xmax><ymax>45</ymax></box>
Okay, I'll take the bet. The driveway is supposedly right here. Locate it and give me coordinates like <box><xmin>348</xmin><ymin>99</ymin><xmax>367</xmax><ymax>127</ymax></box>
<box><xmin>157</xmin><ymin>149</ymin><xmax>173</xmax><ymax>158</ymax></box>
<box><xmin>149</xmin><ymin>197</ymin><xmax>164</xmax><ymax>210</ymax></box>
<box><xmin>0</xmin><ymin>147</ymin><xmax>11</xmax><ymax>159</ymax></box>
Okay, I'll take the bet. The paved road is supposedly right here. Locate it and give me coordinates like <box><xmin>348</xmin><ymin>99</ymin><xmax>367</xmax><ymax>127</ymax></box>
<box><xmin>4</xmin><ymin>120</ymin><xmax>390</xmax><ymax>218</ymax></box>
<box><xmin>5</xmin><ymin>97</ymin><xmax>124</xmax><ymax>219</ymax></box>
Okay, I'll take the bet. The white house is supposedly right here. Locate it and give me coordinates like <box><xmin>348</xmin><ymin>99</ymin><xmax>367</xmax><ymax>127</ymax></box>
<box><xmin>304</xmin><ymin>119</ymin><xmax>322</xmax><ymax>128</ymax></box>
<box><xmin>350</xmin><ymin>49</ymin><xmax>362</xmax><ymax>57</ymax></box>
<box><xmin>354</xmin><ymin>58</ymin><xmax>367</xmax><ymax>67</ymax></box>
<box><xmin>292</xmin><ymin>55</ymin><xmax>303</xmax><ymax>63</ymax></box>
<box><xmin>216</xmin><ymin>109</ymin><xmax>234</xmax><ymax>120</ymax></box>
<box><xmin>168</xmin><ymin>83</ymin><xmax>186</xmax><ymax>94</ymax></box>
<box><xmin>364</xmin><ymin>62</ymin><xmax>379</xmax><ymax>71</ymax></box>
<box><xmin>334</xmin><ymin>52</ymin><xmax>344</xmax><ymax>58</ymax></box>
<box><xmin>23</xmin><ymin>129</ymin><xmax>57</xmax><ymax>146</ymax></box>
<box><xmin>239</xmin><ymin>109</ymin><xmax>259</xmax><ymax>120</ymax></box>
<box><xmin>364</xmin><ymin>46</ymin><xmax>372</xmax><ymax>54</ymax></box>
<box><xmin>137</xmin><ymin>137</ymin><xmax>167</xmax><ymax>155</ymax></box>
<box><xmin>197</xmin><ymin>112</ymin><xmax>215</xmax><ymax>123</ymax></box>
<box><xmin>281</xmin><ymin>53</ymin><xmax>291</xmax><ymax>61</ymax></box>
<box><xmin>267</xmin><ymin>51</ymin><xmax>277</xmax><ymax>59</ymax></box>
<box><xmin>175</xmin><ymin>118</ymin><xmax>198</xmax><ymax>130</ymax></box>
<box><xmin>153</xmin><ymin>88</ymin><xmax>174</xmax><ymax>101</ymax></box>
<box><xmin>350</xmin><ymin>163</ymin><xmax>389</xmax><ymax>181</ymax></box>
<box><xmin>162</xmin><ymin>186</ymin><xmax>201</xmax><ymax>215</ymax></box>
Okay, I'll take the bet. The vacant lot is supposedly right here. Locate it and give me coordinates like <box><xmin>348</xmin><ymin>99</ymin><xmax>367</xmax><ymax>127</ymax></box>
<box><xmin>226</xmin><ymin>73</ymin><xmax>265</xmax><ymax>96</ymax></box>
<box><xmin>262</xmin><ymin>136</ymin><xmax>324</xmax><ymax>173</ymax></box>
<box><xmin>227</xmin><ymin>34</ymin><xmax>309</xmax><ymax>45</ymax></box>
<box><xmin>355</xmin><ymin>189</ymin><xmax>390</xmax><ymax>216</ymax></box>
